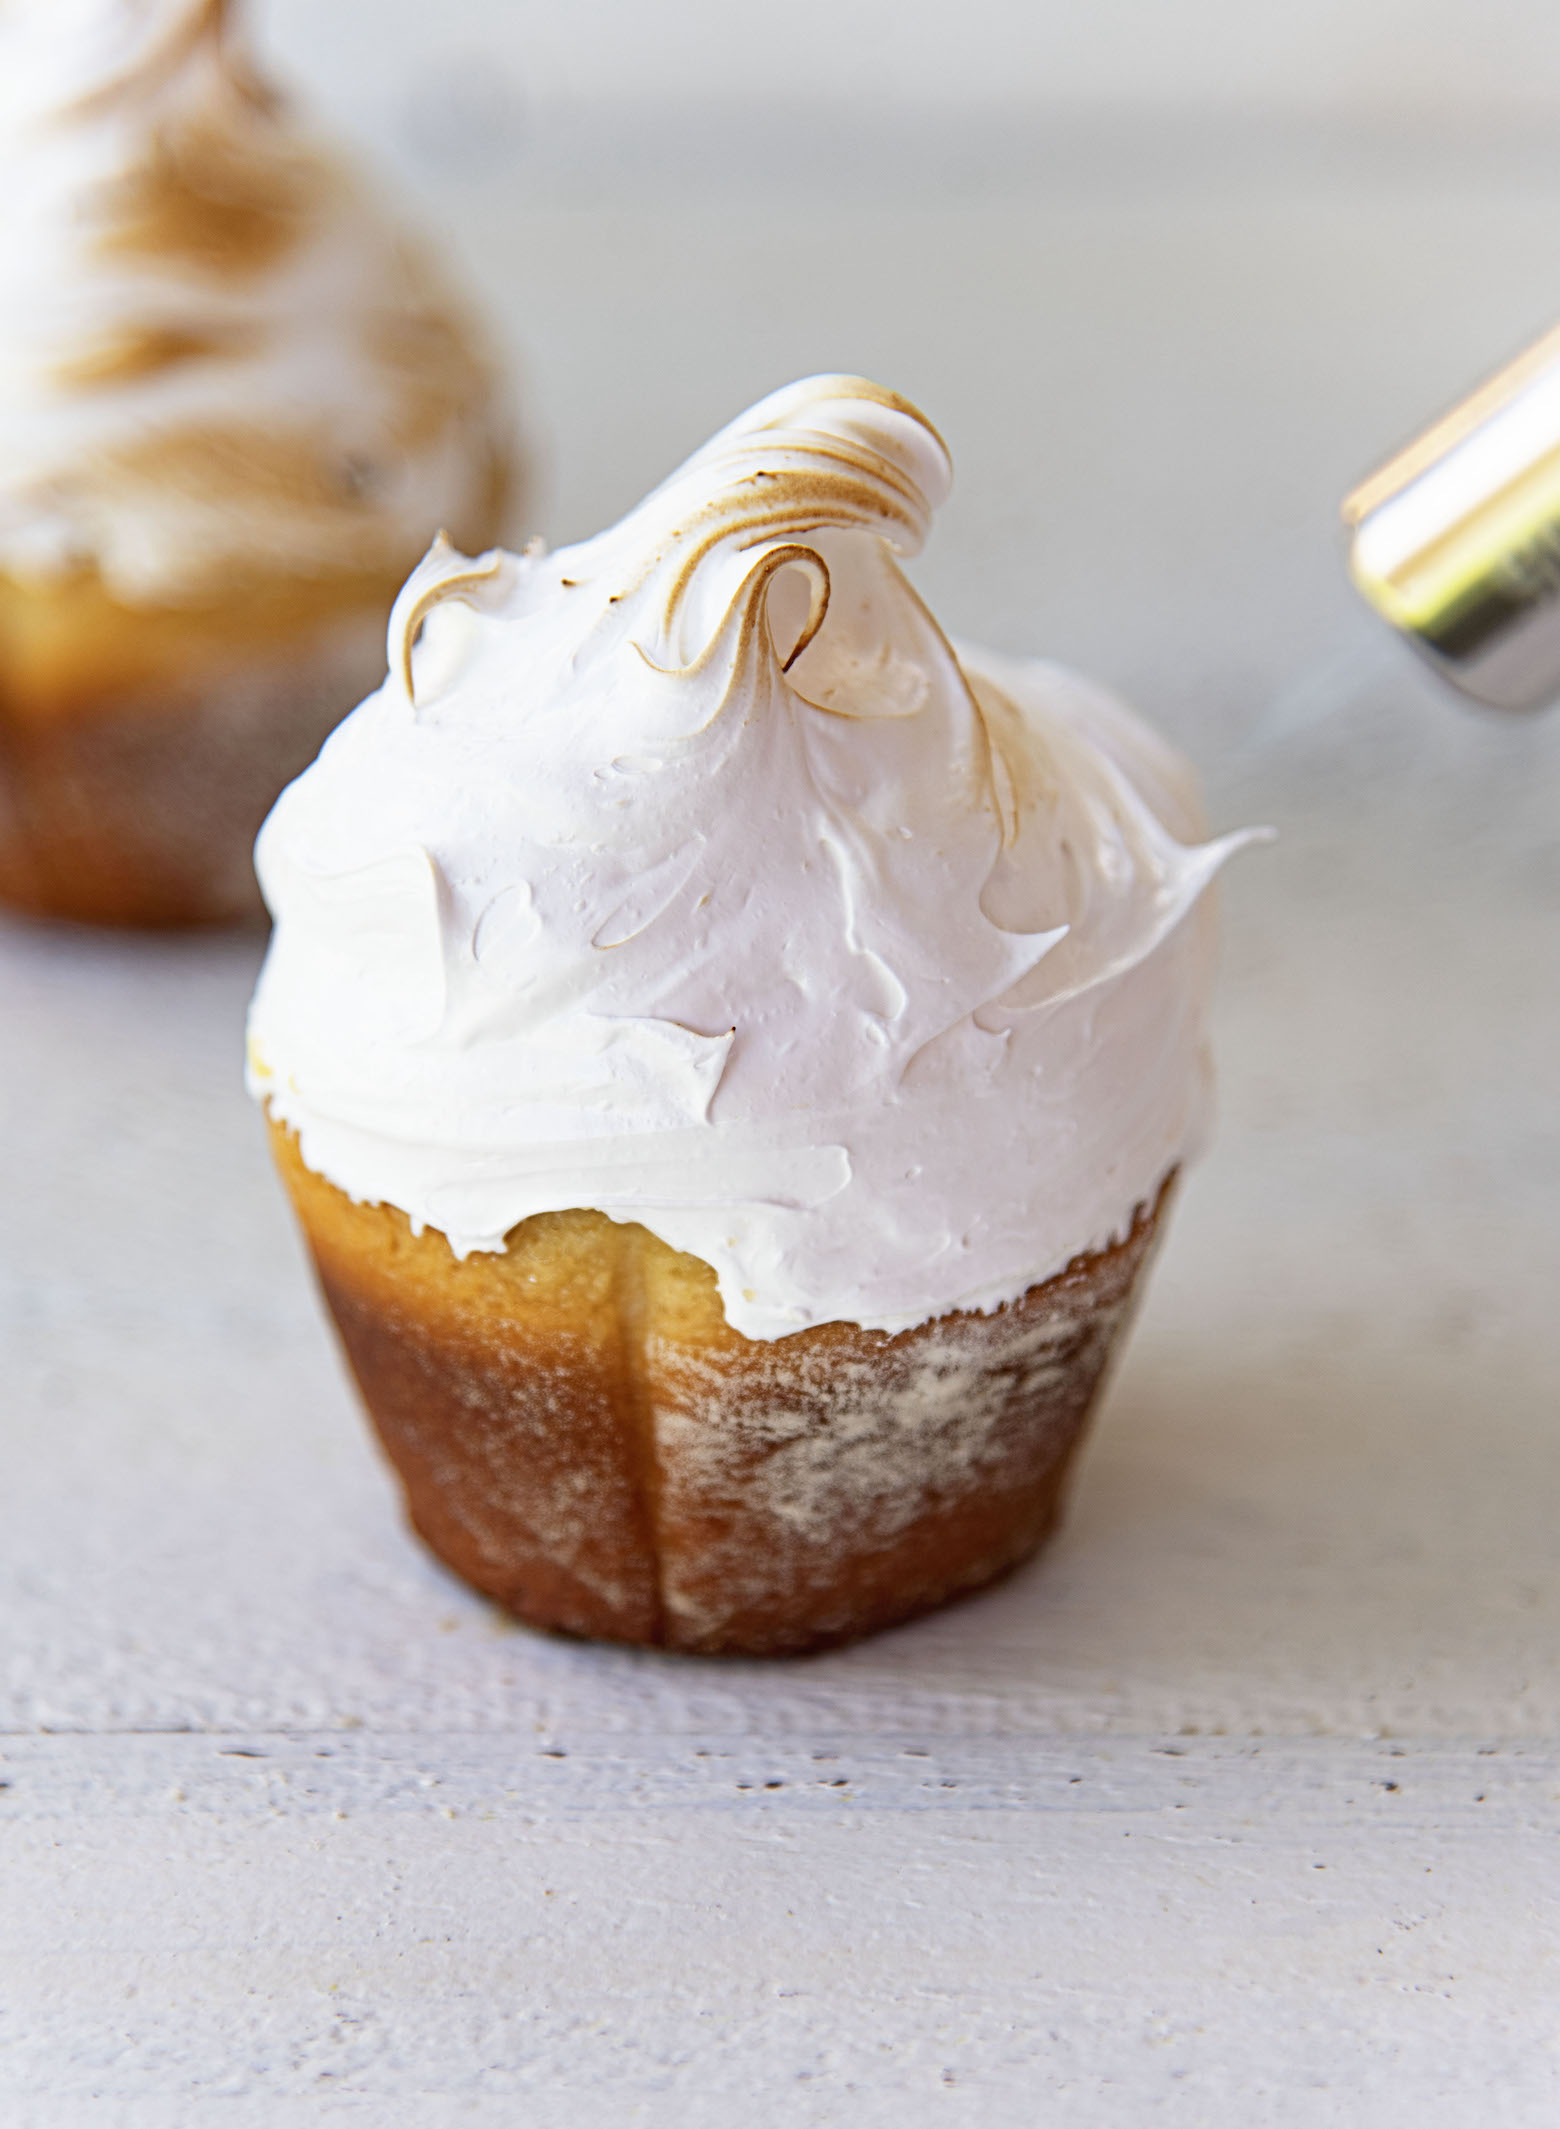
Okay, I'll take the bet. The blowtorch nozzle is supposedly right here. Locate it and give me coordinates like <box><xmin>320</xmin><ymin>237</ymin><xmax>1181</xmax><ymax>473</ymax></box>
<box><xmin>1344</xmin><ymin>323</ymin><xmax>1560</xmax><ymax>712</ymax></box>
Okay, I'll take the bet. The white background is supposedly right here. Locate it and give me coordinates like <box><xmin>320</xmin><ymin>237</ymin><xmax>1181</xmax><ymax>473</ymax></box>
<box><xmin>259</xmin><ymin>0</ymin><xmax>1560</xmax><ymax>121</ymax></box>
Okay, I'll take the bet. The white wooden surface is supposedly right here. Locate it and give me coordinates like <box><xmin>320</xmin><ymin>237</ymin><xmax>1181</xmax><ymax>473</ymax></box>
<box><xmin>6</xmin><ymin>69</ymin><xmax>1560</xmax><ymax>2127</ymax></box>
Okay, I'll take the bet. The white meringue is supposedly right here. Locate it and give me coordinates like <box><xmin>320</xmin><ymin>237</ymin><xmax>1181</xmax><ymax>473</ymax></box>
<box><xmin>0</xmin><ymin>0</ymin><xmax>505</xmax><ymax>604</ymax></box>
<box><xmin>249</xmin><ymin>376</ymin><xmax>1257</xmax><ymax>1338</ymax></box>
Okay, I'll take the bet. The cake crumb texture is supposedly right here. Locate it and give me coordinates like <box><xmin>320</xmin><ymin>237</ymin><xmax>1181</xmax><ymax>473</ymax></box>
<box><xmin>273</xmin><ymin>1121</ymin><xmax>1169</xmax><ymax>1654</ymax></box>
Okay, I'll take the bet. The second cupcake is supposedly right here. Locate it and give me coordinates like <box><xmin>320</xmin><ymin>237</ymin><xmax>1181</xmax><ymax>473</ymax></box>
<box><xmin>0</xmin><ymin>0</ymin><xmax>513</xmax><ymax>926</ymax></box>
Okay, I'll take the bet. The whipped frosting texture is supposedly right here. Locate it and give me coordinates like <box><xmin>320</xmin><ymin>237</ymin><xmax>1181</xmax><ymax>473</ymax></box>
<box><xmin>0</xmin><ymin>0</ymin><xmax>507</xmax><ymax>602</ymax></box>
<box><xmin>249</xmin><ymin>375</ymin><xmax>1256</xmax><ymax>1338</ymax></box>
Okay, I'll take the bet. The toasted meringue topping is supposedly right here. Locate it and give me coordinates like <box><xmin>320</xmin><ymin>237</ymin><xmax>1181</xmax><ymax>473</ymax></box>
<box><xmin>249</xmin><ymin>377</ymin><xmax>1257</xmax><ymax>1338</ymax></box>
<box><xmin>0</xmin><ymin>0</ymin><xmax>508</xmax><ymax>603</ymax></box>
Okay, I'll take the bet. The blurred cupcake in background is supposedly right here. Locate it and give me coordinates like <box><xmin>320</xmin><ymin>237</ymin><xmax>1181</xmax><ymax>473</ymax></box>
<box><xmin>0</xmin><ymin>0</ymin><xmax>514</xmax><ymax>926</ymax></box>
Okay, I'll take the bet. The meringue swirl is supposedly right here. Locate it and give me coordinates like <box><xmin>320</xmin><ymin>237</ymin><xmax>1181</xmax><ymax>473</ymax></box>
<box><xmin>248</xmin><ymin>376</ymin><xmax>1256</xmax><ymax>1338</ymax></box>
<box><xmin>0</xmin><ymin>0</ymin><xmax>507</xmax><ymax>604</ymax></box>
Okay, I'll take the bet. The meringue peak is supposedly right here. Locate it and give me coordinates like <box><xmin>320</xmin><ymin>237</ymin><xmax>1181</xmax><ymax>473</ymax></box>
<box><xmin>250</xmin><ymin>378</ymin><xmax>1251</xmax><ymax>1339</ymax></box>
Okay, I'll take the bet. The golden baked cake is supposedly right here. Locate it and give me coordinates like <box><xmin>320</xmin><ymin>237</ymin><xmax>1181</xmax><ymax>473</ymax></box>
<box><xmin>248</xmin><ymin>377</ymin><xmax>1255</xmax><ymax>1655</ymax></box>
<box><xmin>0</xmin><ymin>0</ymin><xmax>512</xmax><ymax>926</ymax></box>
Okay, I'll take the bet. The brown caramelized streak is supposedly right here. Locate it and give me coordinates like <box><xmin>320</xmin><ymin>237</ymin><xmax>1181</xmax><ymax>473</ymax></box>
<box><xmin>52</xmin><ymin>322</ymin><xmax>246</xmax><ymax>389</ymax></box>
<box><xmin>96</xmin><ymin>118</ymin><xmax>319</xmax><ymax>278</ymax></box>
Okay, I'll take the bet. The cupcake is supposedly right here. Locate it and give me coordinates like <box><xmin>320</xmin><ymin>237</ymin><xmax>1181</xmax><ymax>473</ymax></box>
<box><xmin>248</xmin><ymin>376</ymin><xmax>1254</xmax><ymax>1655</ymax></box>
<box><xmin>0</xmin><ymin>0</ymin><xmax>512</xmax><ymax>927</ymax></box>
